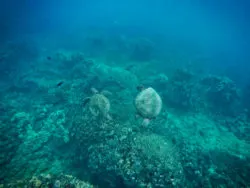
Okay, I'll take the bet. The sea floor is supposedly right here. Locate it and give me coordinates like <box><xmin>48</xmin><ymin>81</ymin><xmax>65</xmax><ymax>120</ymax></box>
<box><xmin>0</xmin><ymin>37</ymin><xmax>250</xmax><ymax>187</ymax></box>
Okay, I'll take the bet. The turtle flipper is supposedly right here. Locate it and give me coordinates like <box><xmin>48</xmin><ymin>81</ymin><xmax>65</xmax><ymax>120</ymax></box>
<box><xmin>135</xmin><ymin>113</ymin><xmax>140</xmax><ymax>119</ymax></box>
<box><xmin>142</xmin><ymin>118</ymin><xmax>150</xmax><ymax>126</ymax></box>
<box><xmin>91</xmin><ymin>87</ymin><xmax>99</xmax><ymax>94</ymax></box>
<box><xmin>82</xmin><ymin>97</ymin><xmax>91</xmax><ymax>106</ymax></box>
<box><xmin>136</xmin><ymin>84</ymin><xmax>144</xmax><ymax>91</ymax></box>
<box><xmin>101</xmin><ymin>90</ymin><xmax>112</xmax><ymax>97</ymax></box>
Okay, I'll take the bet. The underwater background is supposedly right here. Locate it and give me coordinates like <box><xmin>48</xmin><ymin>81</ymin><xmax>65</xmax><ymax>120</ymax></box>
<box><xmin>0</xmin><ymin>0</ymin><xmax>250</xmax><ymax>187</ymax></box>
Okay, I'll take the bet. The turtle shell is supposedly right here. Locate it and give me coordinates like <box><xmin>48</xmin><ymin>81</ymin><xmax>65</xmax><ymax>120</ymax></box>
<box><xmin>89</xmin><ymin>94</ymin><xmax>110</xmax><ymax>117</ymax></box>
<box><xmin>135</xmin><ymin>87</ymin><xmax>162</xmax><ymax>119</ymax></box>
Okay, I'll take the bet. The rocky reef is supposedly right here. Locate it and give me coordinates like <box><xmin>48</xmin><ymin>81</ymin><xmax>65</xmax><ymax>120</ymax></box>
<box><xmin>0</xmin><ymin>37</ymin><xmax>250</xmax><ymax>188</ymax></box>
<box><xmin>1</xmin><ymin>174</ymin><xmax>94</xmax><ymax>188</ymax></box>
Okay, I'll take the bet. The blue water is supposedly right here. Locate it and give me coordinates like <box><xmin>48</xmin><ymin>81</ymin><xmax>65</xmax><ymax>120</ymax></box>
<box><xmin>0</xmin><ymin>0</ymin><xmax>250</xmax><ymax>187</ymax></box>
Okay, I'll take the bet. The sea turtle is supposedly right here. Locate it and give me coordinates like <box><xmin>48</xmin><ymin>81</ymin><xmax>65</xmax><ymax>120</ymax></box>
<box><xmin>135</xmin><ymin>86</ymin><xmax>162</xmax><ymax>126</ymax></box>
<box><xmin>83</xmin><ymin>88</ymin><xmax>112</xmax><ymax>120</ymax></box>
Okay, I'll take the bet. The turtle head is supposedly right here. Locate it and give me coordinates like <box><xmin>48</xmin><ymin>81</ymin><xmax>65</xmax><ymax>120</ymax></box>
<box><xmin>82</xmin><ymin>97</ymin><xmax>91</xmax><ymax>106</ymax></box>
<box><xmin>136</xmin><ymin>84</ymin><xmax>144</xmax><ymax>92</ymax></box>
<box><xmin>91</xmin><ymin>87</ymin><xmax>99</xmax><ymax>94</ymax></box>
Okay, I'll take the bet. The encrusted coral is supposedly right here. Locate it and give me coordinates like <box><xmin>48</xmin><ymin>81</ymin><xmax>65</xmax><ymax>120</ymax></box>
<box><xmin>1</xmin><ymin>174</ymin><xmax>94</xmax><ymax>188</ymax></box>
<box><xmin>91</xmin><ymin>63</ymin><xmax>139</xmax><ymax>92</ymax></box>
<box><xmin>1</xmin><ymin>36</ymin><xmax>250</xmax><ymax>188</ymax></box>
<box><xmin>201</xmin><ymin>75</ymin><xmax>240</xmax><ymax>115</ymax></box>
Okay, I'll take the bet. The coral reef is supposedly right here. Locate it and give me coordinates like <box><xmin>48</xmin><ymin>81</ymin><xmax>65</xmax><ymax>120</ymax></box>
<box><xmin>0</xmin><ymin>37</ymin><xmax>250</xmax><ymax>188</ymax></box>
<box><xmin>201</xmin><ymin>75</ymin><xmax>241</xmax><ymax>116</ymax></box>
<box><xmin>1</xmin><ymin>174</ymin><xmax>94</xmax><ymax>188</ymax></box>
<box><xmin>243</xmin><ymin>83</ymin><xmax>250</xmax><ymax>118</ymax></box>
<box><xmin>161</xmin><ymin>68</ymin><xmax>204</xmax><ymax>111</ymax></box>
<box><xmin>91</xmin><ymin>62</ymin><xmax>139</xmax><ymax>92</ymax></box>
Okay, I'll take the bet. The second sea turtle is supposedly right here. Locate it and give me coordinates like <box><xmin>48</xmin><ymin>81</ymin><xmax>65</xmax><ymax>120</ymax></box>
<box><xmin>135</xmin><ymin>86</ymin><xmax>162</xmax><ymax>126</ymax></box>
<box><xmin>83</xmin><ymin>88</ymin><xmax>112</xmax><ymax>120</ymax></box>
